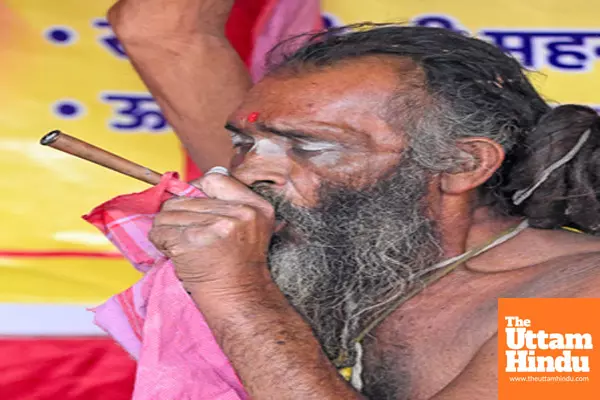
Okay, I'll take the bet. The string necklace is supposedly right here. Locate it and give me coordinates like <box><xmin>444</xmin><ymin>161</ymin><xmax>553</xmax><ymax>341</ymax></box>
<box><xmin>335</xmin><ymin>219</ymin><xmax>530</xmax><ymax>390</ymax></box>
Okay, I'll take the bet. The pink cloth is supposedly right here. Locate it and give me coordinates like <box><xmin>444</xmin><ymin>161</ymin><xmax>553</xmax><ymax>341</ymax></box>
<box><xmin>87</xmin><ymin>2</ymin><xmax>323</xmax><ymax>398</ymax></box>
<box><xmin>87</xmin><ymin>173</ymin><xmax>247</xmax><ymax>399</ymax></box>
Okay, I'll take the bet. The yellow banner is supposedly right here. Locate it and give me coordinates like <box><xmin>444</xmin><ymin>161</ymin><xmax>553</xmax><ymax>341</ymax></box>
<box><xmin>0</xmin><ymin>0</ymin><xmax>184</xmax><ymax>303</ymax></box>
<box><xmin>2</xmin><ymin>0</ymin><xmax>598</xmax><ymax>304</ymax></box>
<box><xmin>322</xmin><ymin>0</ymin><xmax>600</xmax><ymax>108</ymax></box>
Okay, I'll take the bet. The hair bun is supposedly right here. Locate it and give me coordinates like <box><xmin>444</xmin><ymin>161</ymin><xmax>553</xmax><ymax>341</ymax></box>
<box><xmin>501</xmin><ymin>105</ymin><xmax>600</xmax><ymax>232</ymax></box>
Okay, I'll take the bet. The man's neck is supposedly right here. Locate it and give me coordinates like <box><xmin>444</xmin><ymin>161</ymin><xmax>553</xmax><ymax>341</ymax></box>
<box><xmin>437</xmin><ymin>204</ymin><xmax>527</xmax><ymax>270</ymax></box>
<box><xmin>434</xmin><ymin>200</ymin><xmax>513</xmax><ymax>257</ymax></box>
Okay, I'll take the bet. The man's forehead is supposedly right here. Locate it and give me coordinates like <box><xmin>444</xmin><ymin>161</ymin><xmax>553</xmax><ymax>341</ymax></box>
<box><xmin>232</xmin><ymin>56</ymin><xmax>421</xmax><ymax>134</ymax></box>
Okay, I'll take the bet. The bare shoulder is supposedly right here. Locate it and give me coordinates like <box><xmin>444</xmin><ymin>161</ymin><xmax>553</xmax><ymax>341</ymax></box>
<box><xmin>544</xmin><ymin>249</ymin><xmax>600</xmax><ymax>297</ymax></box>
<box><xmin>430</xmin><ymin>236</ymin><xmax>600</xmax><ymax>399</ymax></box>
<box><xmin>469</xmin><ymin>227</ymin><xmax>600</xmax><ymax>297</ymax></box>
<box><xmin>515</xmin><ymin>229</ymin><xmax>600</xmax><ymax>298</ymax></box>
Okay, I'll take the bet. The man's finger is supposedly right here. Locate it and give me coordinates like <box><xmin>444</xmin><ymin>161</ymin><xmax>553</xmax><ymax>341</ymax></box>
<box><xmin>153</xmin><ymin>210</ymin><xmax>218</xmax><ymax>228</ymax></box>
<box><xmin>156</xmin><ymin>204</ymin><xmax>262</xmax><ymax>225</ymax></box>
<box><xmin>191</xmin><ymin>174</ymin><xmax>274</xmax><ymax>218</ymax></box>
<box><xmin>162</xmin><ymin>197</ymin><xmax>237</xmax><ymax>212</ymax></box>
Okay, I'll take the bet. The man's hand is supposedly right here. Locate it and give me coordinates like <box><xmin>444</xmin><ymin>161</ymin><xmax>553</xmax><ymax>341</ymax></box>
<box><xmin>149</xmin><ymin>173</ymin><xmax>275</xmax><ymax>293</ymax></box>
<box><xmin>106</xmin><ymin>0</ymin><xmax>250</xmax><ymax>171</ymax></box>
<box><xmin>148</xmin><ymin>174</ymin><xmax>362</xmax><ymax>400</ymax></box>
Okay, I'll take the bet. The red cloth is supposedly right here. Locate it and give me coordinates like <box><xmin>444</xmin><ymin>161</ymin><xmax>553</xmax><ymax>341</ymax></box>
<box><xmin>0</xmin><ymin>338</ymin><xmax>135</xmax><ymax>400</ymax></box>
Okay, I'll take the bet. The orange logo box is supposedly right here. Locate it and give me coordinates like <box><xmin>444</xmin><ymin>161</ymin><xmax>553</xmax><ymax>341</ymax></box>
<box><xmin>498</xmin><ymin>298</ymin><xmax>600</xmax><ymax>400</ymax></box>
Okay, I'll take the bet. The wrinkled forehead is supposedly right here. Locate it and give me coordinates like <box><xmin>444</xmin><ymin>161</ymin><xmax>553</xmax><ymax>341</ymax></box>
<box><xmin>231</xmin><ymin>57</ymin><xmax>423</xmax><ymax>148</ymax></box>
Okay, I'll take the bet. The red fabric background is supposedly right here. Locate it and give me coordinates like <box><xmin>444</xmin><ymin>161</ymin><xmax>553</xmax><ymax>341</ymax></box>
<box><xmin>0</xmin><ymin>338</ymin><xmax>136</xmax><ymax>400</ymax></box>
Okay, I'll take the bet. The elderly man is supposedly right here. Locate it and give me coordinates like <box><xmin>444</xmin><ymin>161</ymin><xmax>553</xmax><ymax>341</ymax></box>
<box><xmin>109</xmin><ymin>0</ymin><xmax>600</xmax><ymax>399</ymax></box>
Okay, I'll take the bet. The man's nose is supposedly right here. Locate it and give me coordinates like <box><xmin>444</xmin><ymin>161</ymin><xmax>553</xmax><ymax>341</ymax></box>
<box><xmin>232</xmin><ymin>152</ymin><xmax>289</xmax><ymax>188</ymax></box>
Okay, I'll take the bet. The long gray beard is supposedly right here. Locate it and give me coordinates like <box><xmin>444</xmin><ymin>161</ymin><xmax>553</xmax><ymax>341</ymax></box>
<box><xmin>254</xmin><ymin>159</ymin><xmax>443</xmax><ymax>364</ymax></box>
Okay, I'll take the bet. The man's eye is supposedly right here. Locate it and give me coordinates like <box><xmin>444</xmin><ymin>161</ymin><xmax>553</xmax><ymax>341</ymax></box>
<box><xmin>291</xmin><ymin>141</ymin><xmax>340</xmax><ymax>155</ymax></box>
<box><xmin>291</xmin><ymin>145</ymin><xmax>317</xmax><ymax>155</ymax></box>
<box><xmin>230</xmin><ymin>134</ymin><xmax>254</xmax><ymax>150</ymax></box>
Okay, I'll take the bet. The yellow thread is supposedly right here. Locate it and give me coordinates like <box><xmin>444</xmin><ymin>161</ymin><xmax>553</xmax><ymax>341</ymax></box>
<box><xmin>562</xmin><ymin>226</ymin><xmax>583</xmax><ymax>234</ymax></box>
<box><xmin>339</xmin><ymin>367</ymin><xmax>353</xmax><ymax>381</ymax></box>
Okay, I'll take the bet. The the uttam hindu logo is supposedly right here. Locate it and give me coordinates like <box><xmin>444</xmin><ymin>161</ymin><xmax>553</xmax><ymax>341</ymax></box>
<box><xmin>498</xmin><ymin>298</ymin><xmax>600</xmax><ymax>400</ymax></box>
<box><xmin>504</xmin><ymin>315</ymin><xmax>592</xmax><ymax>373</ymax></box>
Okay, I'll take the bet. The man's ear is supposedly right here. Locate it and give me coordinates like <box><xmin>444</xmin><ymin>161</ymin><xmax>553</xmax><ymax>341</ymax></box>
<box><xmin>440</xmin><ymin>137</ymin><xmax>505</xmax><ymax>194</ymax></box>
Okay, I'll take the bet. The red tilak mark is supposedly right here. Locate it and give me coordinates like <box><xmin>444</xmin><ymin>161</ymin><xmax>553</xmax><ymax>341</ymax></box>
<box><xmin>247</xmin><ymin>112</ymin><xmax>260</xmax><ymax>123</ymax></box>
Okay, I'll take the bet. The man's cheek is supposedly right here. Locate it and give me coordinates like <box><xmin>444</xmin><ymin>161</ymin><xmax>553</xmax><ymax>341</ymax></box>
<box><xmin>305</xmin><ymin>151</ymin><xmax>343</xmax><ymax>168</ymax></box>
<box><xmin>284</xmin><ymin>176</ymin><xmax>328</xmax><ymax>209</ymax></box>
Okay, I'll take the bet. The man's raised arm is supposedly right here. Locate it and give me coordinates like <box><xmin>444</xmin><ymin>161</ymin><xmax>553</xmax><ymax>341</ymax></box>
<box><xmin>108</xmin><ymin>0</ymin><xmax>251</xmax><ymax>171</ymax></box>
